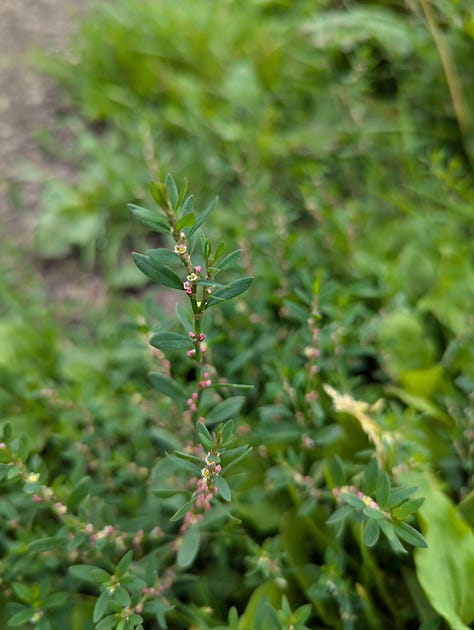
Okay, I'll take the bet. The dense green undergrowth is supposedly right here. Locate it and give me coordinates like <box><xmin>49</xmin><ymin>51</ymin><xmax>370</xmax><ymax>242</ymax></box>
<box><xmin>1</xmin><ymin>0</ymin><xmax>474</xmax><ymax>628</ymax></box>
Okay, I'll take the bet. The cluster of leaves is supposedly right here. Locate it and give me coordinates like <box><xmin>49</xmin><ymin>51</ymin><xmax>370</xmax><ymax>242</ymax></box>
<box><xmin>1</xmin><ymin>0</ymin><xmax>473</xmax><ymax>628</ymax></box>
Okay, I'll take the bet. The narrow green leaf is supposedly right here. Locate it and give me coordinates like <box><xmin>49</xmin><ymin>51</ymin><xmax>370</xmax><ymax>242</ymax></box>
<box><xmin>146</xmin><ymin>248</ymin><xmax>179</xmax><ymax>266</ymax></box>
<box><xmin>175</xmin><ymin>302</ymin><xmax>193</xmax><ymax>334</ymax></box>
<box><xmin>167</xmin><ymin>453</ymin><xmax>202</xmax><ymax>475</ymax></box>
<box><xmin>132</xmin><ymin>253</ymin><xmax>183</xmax><ymax>289</ymax></box>
<box><xmin>12</xmin><ymin>583</ymin><xmax>32</xmax><ymax>604</ymax></box>
<box><xmin>8</xmin><ymin>608</ymin><xmax>36</xmax><ymax>627</ymax></box>
<box><xmin>94</xmin><ymin>590</ymin><xmax>111</xmax><ymax>622</ymax></box>
<box><xmin>215</xmin><ymin>476</ymin><xmax>231</xmax><ymax>501</ymax></box>
<box><xmin>379</xmin><ymin>519</ymin><xmax>408</xmax><ymax>554</ymax></box>
<box><xmin>114</xmin><ymin>586</ymin><xmax>131</xmax><ymax>607</ymax></box>
<box><xmin>221</xmin><ymin>419</ymin><xmax>235</xmax><ymax>445</ymax></box>
<box><xmin>117</xmin><ymin>550</ymin><xmax>134</xmax><ymax>576</ymax></box>
<box><xmin>28</xmin><ymin>536</ymin><xmax>69</xmax><ymax>553</ymax></box>
<box><xmin>394</xmin><ymin>522</ymin><xmax>428</xmax><ymax>548</ymax></box>
<box><xmin>96</xmin><ymin>615</ymin><xmax>119</xmax><ymax>630</ymax></box>
<box><xmin>386</xmin><ymin>486</ymin><xmax>418</xmax><ymax>509</ymax></box>
<box><xmin>196</xmin><ymin>422</ymin><xmax>212</xmax><ymax>450</ymax></box>
<box><xmin>205</xmin><ymin>382</ymin><xmax>253</xmax><ymax>391</ymax></box>
<box><xmin>176</xmin><ymin>212</ymin><xmax>196</xmax><ymax>231</ymax></box>
<box><xmin>206</xmin><ymin>396</ymin><xmax>245</xmax><ymax>425</ymax></box>
<box><xmin>363</xmin><ymin>519</ymin><xmax>380</xmax><ymax>547</ymax></box>
<box><xmin>172</xmin><ymin>451</ymin><xmax>204</xmax><ymax>467</ymax></box>
<box><xmin>376</xmin><ymin>471</ymin><xmax>391</xmax><ymax>507</ymax></box>
<box><xmin>149</xmin><ymin>181</ymin><xmax>168</xmax><ymax>208</ymax></box>
<box><xmin>340</xmin><ymin>491</ymin><xmax>366</xmax><ymax>510</ymax></box>
<box><xmin>362</xmin><ymin>458</ymin><xmax>378</xmax><ymax>495</ymax></box>
<box><xmin>181</xmin><ymin>194</ymin><xmax>194</xmax><ymax>216</ymax></box>
<box><xmin>393</xmin><ymin>497</ymin><xmax>425</xmax><ymax>520</ymax></box>
<box><xmin>325</xmin><ymin>455</ymin><xmax>346</xmax><ymax>489</ymax></box>
<box><xmin>150</xmin><ymin>332</ymin><xmax>194</xmax><ymax>351</ymax></box>
<box><xmin>128</xmin><ymin>204</ymin><xmax>169</xmax><ymax>233</ymax></box>
<box><xmin>176</xmin><ymin>181</ymin><xmax>189</xmax><ymax>210</ymax></box>
<box><xmin>149</xmin><ymin>373</ymin><xmax>186</xmax><ymax>405</ymax></box>
<box><xmin>69</xmin><ymin>564</ymin><xmax>108</xmax><ymax>585</ymax></box>
<box><xmin>188</xmin><ymin>197</ymin><xmax>218</xmax><ymax>237</ymax></box>
<box><xmin>177</xmin><ymin>524</ymin><xmax>200</xmax><ymax>568</ymax></box>
<box><xmin>206</xmin><ymin>276</ymin><xmax>254</xmax><ymax>307</ymax></box>
<box><xmin>165</xmin><ymin>174</ymin><xmax>179</xmax><ymax>208</ymax></box>
<box><xmin>68</xmin><ymin>476</ymin><xmax>92</xmax><ymax>510</ymax></box>
<box><xmin>220</xmin><ymin>445</ymin><xmax>252</xmax><ymax>470</ymax></box>
<box><xmin>170</xmin><ymin>497</ymin><xmax>196</xmax><ymax>522</ymax></box>
<box><xmin>216</xmin><ymin>249</ymin><xmax>242</xmax><ymax>274</ymax></box>
<box><xmin>326</xmin><ymin>505</ymin><xmax>353</xmax><ymax>525</ymax></box>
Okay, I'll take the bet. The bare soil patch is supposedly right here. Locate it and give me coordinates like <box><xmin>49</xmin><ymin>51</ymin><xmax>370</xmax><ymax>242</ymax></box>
<box><xmin>0</xmin><ymin>0</ymin><xmax>109</xmax><ymax>309</ymax></box>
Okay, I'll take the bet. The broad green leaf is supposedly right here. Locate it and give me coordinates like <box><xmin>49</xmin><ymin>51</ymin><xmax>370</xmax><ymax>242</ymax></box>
<box><xmin>459</xmin><ymin>489</ymin><xmax>474</xmax><ymax>527</ymax></box>
<box><xmin>206</xmin><ymin>396</ymin><xmax>245</xmax><ymax>425</ymax></box>
<box><xmin>177</xmin><ymin>524</ymin><xmax>200</xmax><ymax>568</ymax></box>
<box><xmin>399</xmin><ymin>365</ymin><xmax>444</xmax><ymax>398</ymax></box>
<box><xmin>132</xmin><ymin>253</ymin><xmax>183</xmax><ymax>289</ymax></box>
<box><xmin>128</xmin><ymin>204</ymin><xmax>169</xmax><ymax>233</ymax></box>
<box><xmin>206</xmin><ymin>277</ymin><xmax>254</xmax><ymax>308</ymax></box>
<box><xmin>150</xmin><ymin>332</ymin><xmax>194</xmax><ymax>351</ymax></box>
<box><xmin>400</xmin><ymin>472</ymin><xmax>474</xmax><ymax>629</ymax></box>
<box><xmin>188</xmin><ymin>197</ymin><xmax>218</xmax><ymax>237</ymax></box>
<box><xmin>216</xmin><ymin>249</ymin><xmax>242</xmax><ymax>274</ymax></box>
<box><xmin>215</xmin><ymin>475</ymin><xmax>231</xmax><ymax>501</ymax></box>
<box><xmin>149</xmin><ymin>373</ymin><xmax>186</xmax><ymax>405</ymax></box>
<box><xmin>363</xmin><ymin>519</ymin><xmax>380</xmax><ymax>547</ymax></box>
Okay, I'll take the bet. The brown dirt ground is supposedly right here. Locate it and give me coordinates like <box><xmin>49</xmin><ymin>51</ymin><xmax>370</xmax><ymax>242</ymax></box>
<box><xmin>0</xmin><ymin>0</ymin><xmax>109</xmax><ymax>309</ymax></box>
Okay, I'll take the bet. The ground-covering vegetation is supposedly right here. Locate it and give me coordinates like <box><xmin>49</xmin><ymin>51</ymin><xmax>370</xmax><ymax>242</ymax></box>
<box><xmin>1</xmin><ymin>0</ymin><xmax>474</xmax><ymax>628</ymax></box>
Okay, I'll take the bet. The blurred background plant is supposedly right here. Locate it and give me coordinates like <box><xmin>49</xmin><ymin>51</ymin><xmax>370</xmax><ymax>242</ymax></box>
<box><xmin>1</xmin><ymin>0</ymin><xmax>474</xmax><ymax>628</ymax></box>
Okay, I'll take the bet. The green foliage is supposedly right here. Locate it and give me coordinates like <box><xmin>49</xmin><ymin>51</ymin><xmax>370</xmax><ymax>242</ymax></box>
<box><xmin>2</xmin><ymin>0</ymin><xmax>474</xmax><ymax>627</ymax></box>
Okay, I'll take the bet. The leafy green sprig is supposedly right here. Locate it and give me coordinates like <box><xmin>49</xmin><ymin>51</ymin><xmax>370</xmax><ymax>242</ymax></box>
<box><xmin>130</xmin><ymin>174</ymin><xmax>253</xmax><ymax>566</ymax></box>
